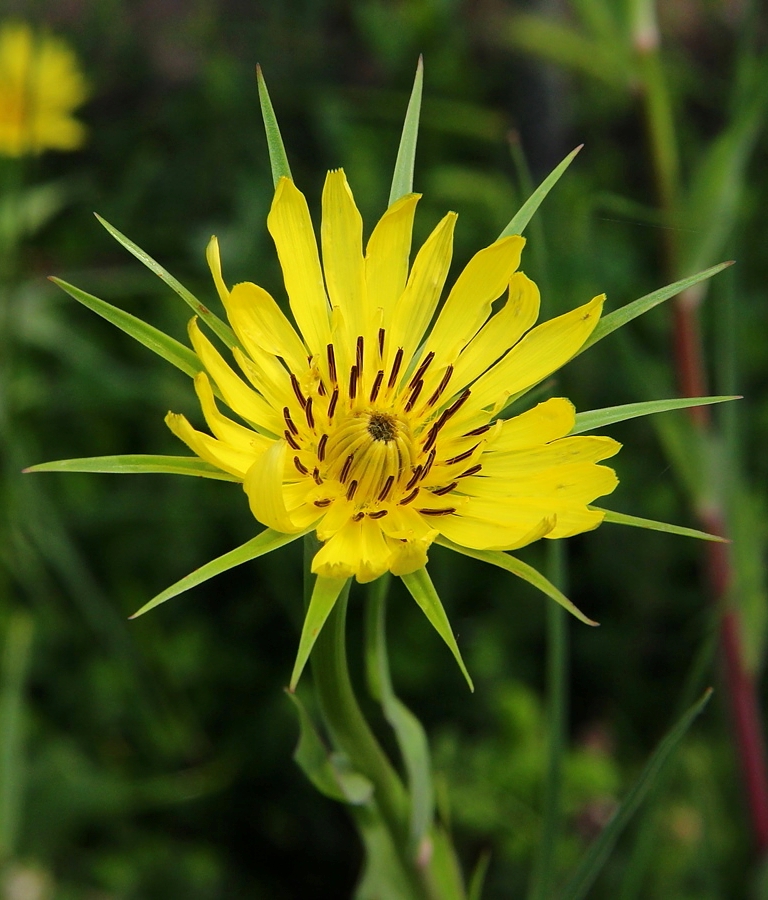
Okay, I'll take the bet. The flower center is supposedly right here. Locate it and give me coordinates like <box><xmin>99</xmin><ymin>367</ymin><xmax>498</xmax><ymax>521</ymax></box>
<box><xmin>367</xmin><ymin>412</ymin><xmax>396</xmax><ymax>442</ymax></box>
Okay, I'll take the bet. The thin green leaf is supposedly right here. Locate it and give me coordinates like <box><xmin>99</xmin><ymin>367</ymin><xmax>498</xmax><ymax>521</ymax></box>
<box><xmin>468</xmin><ymin>850</ymin><xmax>492</xmax><ymax>900</ymax></box>
<box><xmin>561</xmin><ymin>689</ymin><xmax>713</xmax><ymax>900</ymax></box>
<box><xmin>581</xmin><ymin>262</ymin><xmax>733</xmax><ymax>353</ymax></box>
<box><xmin>400</xmin><ymin>568</ymin><xmax>474</xmax><ymax>691</ymax></box>
<box><xmin>389</xmin><ymin>56</ymin><xmax>424</xmax><ymax>205</ymax></box>
<box><xmin>94</xmin><ymin>214</ymin><xmax>238</xmax><ymax>348</ymax></box>
<box><xmin>130</xmin><ymin>528</ymin><xmax>308</xmax><ymax>619</ymax></box>
<box><xmin>366</xmin><ymin>577</ymin><xmax>433</xmax><ymax>845</ymax></box>
<box><xmin>498</xmin><ymin>145</ymin><xmax>582</xmax><ymax>239</ymax></box>
<box><xmin>24</xmin><ymin>454</ymin><xmax>238</xmax><ymax>482</ymax></box>
<box><xmin>290</xmin><ymin>576</ymin><xmax>348</xmax><ymax>691</ymax></box>
<box><xmin>435</xmin><ymin>537</ymin><xmax>597</xmax><ymax>626</ymax></box>
<box><xmin>286</xmin><ymin>692</ymin><xmax>372</xmax><ymax>805</ymax></box>
<box><xmin>51</xmin><ymin>277</ymin><xmax>202</xmax><ymax>378</ymax></box>
<box><xmin>594</xmin><ymin>508</ymin><xmax>728</xmax><ymax>542</ymax></box>
<box><xmin>256</xmin><ymin>64</ymin><xmax>292</xmax><ymax>185</ymax></box>
<box><xmin>571</xmin><ymin>395</ymin><xmax>740</xmax><ymax>434</ymax></box>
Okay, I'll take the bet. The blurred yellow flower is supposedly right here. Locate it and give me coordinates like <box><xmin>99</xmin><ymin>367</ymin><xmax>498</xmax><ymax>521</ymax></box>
<box><xmin>168</xmin><ymin>170</ymin><xmax>620</xmax><ymax>583</ymax></box>
<box><xmin>0</xmin><ymin>21</ymin><xmax>87</xmax><ymax>157</ymax></box>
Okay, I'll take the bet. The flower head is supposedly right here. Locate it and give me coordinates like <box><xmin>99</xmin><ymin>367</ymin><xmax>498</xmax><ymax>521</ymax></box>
<box><xmin>167</xmin><ymin>170</ymin><xmax>620</xmax><ymax>584</ymax></box>
<box><xmin>0</xmin><ymin>21</ymin><xmax>88</xmax><ymax>157</ymax></box>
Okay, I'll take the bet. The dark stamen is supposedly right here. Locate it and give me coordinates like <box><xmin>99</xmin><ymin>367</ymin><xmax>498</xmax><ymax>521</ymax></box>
<box><xmin>328</xmin><ymin>387</ymin><xmax>339</xmax><ymax>419</ymax></box>
<box><xmin>378</xmin><ymin>474</ymin><xmax>395</xmax><ymax>502</ymax></box>
<box><xmin>409</xmin><ymin>351</ymin><xmax>435</xmax><ymax>388</ymax></box>
<box><xmin>352</xmin><ymin>511</ymin><xmax>365</xmax><ymax>522</ymax></box>
<box><xmin>327</xmin><ymin>344</ymin><xmax>337</xmax><ymax>384</ymax></box>
<box><xmin>314</xmin><ymin>498</ymin><xmax>332</xmax><ymax>507</ymax></box>
<box><xmin>283</xmin><ymin>407</ymin><xmax>299</xmax><ymax>435</ymax></box>
<box><xmin>417</xmin><ymin>507</ymin><xmax>456</xmax><ymax>517</ymax></box>
<box><xmin>340</xmin><ymin>454</ymin><xmax>354</xmax><ymax>483</ymax></box>
<box><xmin>405</xmin><ymin>466</ymin><xmax>423</xmax><ymax>491</ymax></box>
<box><xmin>404</xmin><ymin>380</ymin><xmax>423</xmax><ymax>413</ymax></box>
<box><xmin>444</xmin><ymin>388</ymin><xmax>471</xmax><ymax>420</ymax></box>
<box><xmin>284</xmin><ymin>430</ymin><xmax>300</xmax><ymax>450</ymax></box>
<box><xmin>318</xmin><ymin>381</ymin><xmax>327</xmax><ymax>396</ymax></box>
<box><xmin>356</xmin><ymin>336</ymin><xmax>364</xmax><ymax>373</ymax></box>
<box><xmin>317</xmin><ymin>434</ymin><xmax>328</xmax><ymax>461</ymax></box>
<box><xmin>431</xmin><ymin>482</ymin><xmax>457</xmax><ymax>496</ymax></box>
<box><xmin>349</xmin><ymin>366</ymin><xmax>359</xmax><ymax>400</ymax></box>
<box><xmin>444</xmin><ymin>443</ymin><xmax>480</xmax><ymax>466</ymax></box>
<box><xmin>459</xmin><ymin>463</ymin><xmax>482</xmax><ymax>478</ymax></box>
<box><xmin>388</xmin><ymin>348</ymin><xmax>404</xmax><ymax>389</ymax></box>
<box><xmin>427</xmin><ymin>366</ymin><xmax>454</xmax><ymax>407</ymax></box>
<box><xmin>464</xmin><ymin>424</ymin><xmax>491</xmax><ymax>437</ymax></box>
<box><xmin>370</xmin><ymin>370</ymin><xmax>384</xmax><ymax>403</ymax></box>
<box><xmin>368</xmin><ymin>509</ymin><xmax>388</xmax><ymax>519</ymax></box>
<box><xmin>421</xmin><ymin>448</ymin><xmax>436</xmax><ymax>480</ymax></box>
<box><xmin>304</xmin><ymin>397</ymin><xmax>315</xmax><ymax>429</ymax></box>
<box><xmin>378</xmin><ymin>328</ymin><xmax>385</xmax><ymax>357</ymax></box>
<box><xmin>313</xmin><ymin>467</ymin><xmax>323</xmax><ymax>485</ymax></box>
<box><xmin>399</xmin><ymin>487</ymin><xmax>420</xmax><ymax>506</ymax></box>
<box><xmin>421</xmin><ymin>424</ymin><xmax>439</xmax><ymax>455</ymax></box>
<box><xmin>290</xmin><ymin>373</ymin><xmax>307</xmax><ymax>409</ymax></box>
<box><xmin>293</xmin><ymin>456</ymin><xmax>309</xmax><ymax>475</ymax></box>
<box><xmin>346</xmin><ymin>479</ymin><xmax>359</xmax><ymax>501</ymax></box>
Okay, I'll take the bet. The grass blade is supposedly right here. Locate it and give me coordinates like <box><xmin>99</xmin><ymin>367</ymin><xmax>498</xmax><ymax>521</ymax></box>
<box><xmin>130</xmin><ymin>528</ymin><xmax>309</xmax><ymax>618</ymax></box>
<box><xmin>400</xmin><ymin>567</ymin><xmax>473</xmax><ymax>691</ymax></box>
<box><xmin>389</xmin><ymin>56</ymin><xmax>424</xmax><ymax>205</ymax></box>
<box><xmin>560</xmin><ymin>689</ymin><xmax>713</xmax><ymax>900</ymax></box>
<box><xmin>95</xmin><ymin>214</ymin><xmax>238</xmax><ymax>348</ymax></box>
<box><xmin>24</xmin><ymin>454</ymin><xmax>238</xmax><ymax>481</ymax></box>
<box><xmin>256</xmin><ymin>64</ymin><xmax>292</xmax><ymax>185</ymax></box>
<box><xmin>594</xmin><ymin>508</ymin><xmax>728</xmax><ymax>542</ymax></box>
<box><xmin>498</xmin><ymin>145</ymin><xmax>582</xmax><ymax>238</ymax></box>
<box><xmin>290</xmin><ymin>576</ymin><xmax>348</xmax><ymax>691</ymax></box>
<box><xmin>572</xmin><ymin>395</ymin><xmax>740</xmax><ymax>434</ymax></box>
<box><xmin>435</xmin><ymin>537</ymin><xmax>597</xmax><ymax>626</ymax></box>
<box><xmin>51</xmin><ymin>277</ymin><xmax>203</xmax><ymax>378</ymax></box>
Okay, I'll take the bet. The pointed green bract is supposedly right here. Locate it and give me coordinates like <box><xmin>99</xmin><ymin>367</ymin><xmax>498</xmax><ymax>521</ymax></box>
<box><xmin>571</xmin><ymin>395</ymin><xmax>740</xmax><ymax>434</ymax></box>
<box><xmin>256</xmin><ymin>64</ymin><xmax>292</xmax><ymax>186</ymax></box>
<box><xmin>290</xmin><ymin>576</ymin><xmax>348</xmax><ymax>691</ymax></box>
<box><xmin>561</xmin><ymin>689</ymin><xmax>713</xmax><ymax>900</ymax></box>
<box><xmin>400</xmin><ymin>568</ymin><xmax>474</xmax><ymax>691</ymax></box>
<box><xmin>580</xmin><ymin>261</ymin><xmax>733</xmax><ymax>353</ymax></box>
<box><xmin>24</xmin><ymin>454</ymin><xmax>238</xmax><ymax>481</ymax></box>
<box><xmin>130</xmin><ymin>528</ymin><xmax>309</xmax><ymax>619</ymax></box>
<box><xmin>95</xmin><ymin>214</ymin><xmax>238</xmax><ymax>348</ymax></box>
<box><xmin>498</xmin><ymin>144</ymin><xmax>582</xmax><ymax>239</ymax></box>
<box><xmin>468</xmin><ymin>850</ymin><xmax>491</xmax><ymax>900</ymax></box>
<box><xmin>436</xmin><ymin>537</ymin><xmax>597</xmax><ymax>626</ymax></box>
<box><xmin>388</xmin><ymin>56</ymin><xmax>424</xmax><ymax>205</ymax></box>
<box><xmin>51</xmin><ymin>278</ymin><xmax>203</xmax><ymax>379</ymax></box>
<box><xmin>594</xmin><ymin>508</ymin><xmax>727</xmax><ymax>542</ymax></box>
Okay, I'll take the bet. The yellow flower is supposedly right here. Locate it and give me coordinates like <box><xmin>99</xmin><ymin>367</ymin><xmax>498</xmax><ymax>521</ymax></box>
<box><xmin>167</xmin><ymin>170</ymin><xmax>620</xmax><ymax>584</ymax></box>
<box><xmin>0</xmin><ymin>21</ymin><xmax>87</xmax><ymax>157</ymax></box>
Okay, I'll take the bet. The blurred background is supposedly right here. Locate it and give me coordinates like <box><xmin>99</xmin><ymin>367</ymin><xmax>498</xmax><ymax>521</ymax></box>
<box><xmin>1</xmin><ymin>0</ymin><xmax>767</xmax><ymax>897</ymax></box>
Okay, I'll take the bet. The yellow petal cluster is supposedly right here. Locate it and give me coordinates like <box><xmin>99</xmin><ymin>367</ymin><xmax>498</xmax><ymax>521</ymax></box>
<box><xmin>169</xmin><ymin>171</ymin><xmax>620</xmax><ymax>583</ymax></box>
<box><xmin>0</xmin><ymin>21</ymin><xmax>87</xmax><ymax>157</ymax></box>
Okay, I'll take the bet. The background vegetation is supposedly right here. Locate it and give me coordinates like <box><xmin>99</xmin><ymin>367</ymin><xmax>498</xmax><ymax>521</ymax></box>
<box><xmin>2</xmin><ymin>0</ymin><xmax>767</xmax><ymax>897</ymax></box>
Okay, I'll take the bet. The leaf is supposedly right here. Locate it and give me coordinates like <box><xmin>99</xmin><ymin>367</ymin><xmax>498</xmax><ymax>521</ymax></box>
<box><xmin>50</xmin><ymin>278</ymin><xmax>203</xmax><ymax>378</ymax></box>
<box><xmin>130</xmin><ymin>528</ymin><xmax>309</xmax><ymax>618</ymax></box>
<box><xmin>287</xmin><ymin>692</ymin><xmax>372</xmax><ymax>805</ymax></box>
<box><xmin>94</xmin><ymin>214</ymin><xmax>238</xmax><ymax>348</ymax></box>
<box><xmin>498</xmin><ymin>145</ymin><xmax>583</xmax><ymax>239</ymax></box>
<box><xmin>560</xmin><ymin>689</ymin><xmax>713</xmax><ymax>900</ymax></box>
<box><xmin>594</xmin><ymin>508</ymin><xmax>728</xmax><ymax>542</ymax></box>
<box><xmin>256</xmin><ymin>64</ymin><xmax>292</xmax><ymax>186</ymax></box>
<box><xmin>400</xmin><ymin>568</ymin><xmax>474</xmax><ymax>691</ymax></box>
<box><xmin>24</xmin><ymin>454</ymin><xmax>238</xmax><ymax>481</ymax></box>
<box><xmin>580</xmin><ymin>262</ymin><xmax>733</xmax><ymax>353</ymax></box>
<box><xmin>389</xmin><ymin>56</ymin><xmax>424</xmax><ymax>205</ymax></box>
<box><xmin>290</xmin><ymin>576</ymin><xmax>349</xmax><ymax>691</ymax></box>
<box><xmin>435</xmin><ymin>537</ymin><xmax>597</xmax><ymax>626</ymax></box>
<box><xmin>571</xmin><ymin>395</ymin><xmax>740</xmax><ymax>434</ymax></box>
<box><xmin>366</xmin><ymin>577</ymin><xmax>433</xmax><ymax>845</ymax></box>
<box><xmin>468</xmin><ymin>850</ymin><xmax>492</xmax><ymax>900</ymax></box>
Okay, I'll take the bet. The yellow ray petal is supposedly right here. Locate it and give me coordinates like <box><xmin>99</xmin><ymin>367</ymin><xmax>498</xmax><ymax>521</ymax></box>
<box><xmin>322</xmin><ymin>170</ymin><xmax>367</xmax><ymax>341</ymax></box>
<box><xmin>267</xmin><ymin>177</ymin><xmax>331</xmax><ymax>357</ymax></box>
<box><xmin>165</xmin><ymin>412</ymin><xmax>257</xmax><ymax>479</ymax></box>
<box><xmin>468</xmin><ymin>293</ymin><xmax>605</xmax><ymax>411</ymax></box>
<box><xmin>188</xmin><ymin>318</ymin><xmax>281</xmax><ymax>434</ymax></box>
<box><xmin>378</xmin><ymin>506</ymin><xmax>438</xmax><ymax>541</ymax></box>
<box><xmin>426</xmin><ymin>235</ymin><xmax>525</xmax><ymax>367</ymax></box>
<box><xmin>481</xmin><ymin>436</ymin><xmax>621</xmax><ymax>477</ymax></box>
<box><xmin>365</xmin><ymin>194</ymin><xmax>420</xmax><ymax>320</ymax></box>
<box><xmin>387</xmin><ymin>536</ymin><xmax>432</xmax><ymax>576</ymax></box>
<box><xmin>435</xmin><ymin>513</ymin><xmax>555</xmax><ymax>551</ymax></box>
<box><xmin>449</xmin><ymin>271</ymin><xmax>541</xmax><ymax>393</ymax></box>
<box><xmin>244</xmin><ymin>440</ymin><xmax>307</xmax><ymax>533</ymax></box>
<box><xmin>226</xmin><ymin>281</ymin><xmax>307</xmax><ymax>374</ymax></box>
<box><xmin>312</xmin><ymin>517</ymin><xmax>395</xmax><ymax>583</ymax></box>
<box><xmin>462</xmin><ymin>462</ymin><xmax>619</xmax><ymax>505</ymax></box>
<box><xmin>233</xmin><ymin>346</ymin><xmax>290</xmax><ymax>413</ymax></box>
<box><xmin>205</xmin><ymin>236</ymin><xmax>229</xmax><ymax>306</ymax></box>
<box><xmin>194</xmin><ymin>373</ymin><xmax>272</xmax><ymax>455</ymax></box>
<box><xmin>387</xmin><ymin>212</ymin><xmax>457</xmax><ymax>368</ymax></box>
<box><xmin>488</xmin><ymin>398</ymin><xmax>575</xmax><ymax>452</ymax></box>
